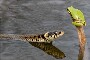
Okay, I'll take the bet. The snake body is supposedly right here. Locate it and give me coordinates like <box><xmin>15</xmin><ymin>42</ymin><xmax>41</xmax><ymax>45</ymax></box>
<box><xmin>0</xmin><ymin>31</ymin><xmax>64</xmax><ymax>43</ymax></box>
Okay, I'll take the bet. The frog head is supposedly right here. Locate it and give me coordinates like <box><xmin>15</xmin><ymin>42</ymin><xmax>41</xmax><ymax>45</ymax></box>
<box><xmin>67</xmin><ymin>6</ymin><xmax>86</xmax><ymax>26</ymax></box>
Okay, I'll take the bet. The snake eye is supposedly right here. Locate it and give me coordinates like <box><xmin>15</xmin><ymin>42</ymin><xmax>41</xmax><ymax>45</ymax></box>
<box><xmin>59</xmin><ymin>31</ymin><xmax>61</xmax><ymax>34</ymax></box>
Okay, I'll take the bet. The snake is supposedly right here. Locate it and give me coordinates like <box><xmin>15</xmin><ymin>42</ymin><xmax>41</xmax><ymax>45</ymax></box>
<box><xmin>0</xmin><ymin>30</ymin><xmax>64</xmax><ymax>43</ymax></box>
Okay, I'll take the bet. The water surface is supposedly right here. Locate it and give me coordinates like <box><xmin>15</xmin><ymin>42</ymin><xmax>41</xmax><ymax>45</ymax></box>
<box><xmin>0</xmin><ymin>0</ymin><xmax>90</xmax><ymax>60</ymax></box>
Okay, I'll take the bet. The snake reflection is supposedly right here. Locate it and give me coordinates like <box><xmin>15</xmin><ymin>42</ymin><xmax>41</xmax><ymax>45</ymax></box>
<box><xmin>29</xmin><ymin>42</ymin><xmax>66</xmax><ymax>59</ymax></box>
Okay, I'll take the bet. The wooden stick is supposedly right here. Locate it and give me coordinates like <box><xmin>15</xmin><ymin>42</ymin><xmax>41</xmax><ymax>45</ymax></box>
<box><xmin>76</xmin><ymin>26</ymin><xmax>86</xmax><ymax>60</ymax></box>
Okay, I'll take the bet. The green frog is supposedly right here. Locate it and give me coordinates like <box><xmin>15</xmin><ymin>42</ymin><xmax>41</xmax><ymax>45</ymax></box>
<box><xmin>67</xmin><ymin>6</ymin><xmax>86</xmax><ymax>26</ymax></box>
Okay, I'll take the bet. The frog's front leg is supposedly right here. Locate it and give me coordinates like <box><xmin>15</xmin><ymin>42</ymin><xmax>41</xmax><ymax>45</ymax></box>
<box><xmin>72</xmin><ymin>22</ymin><xmax>83</xmax><ymax>26</ymax></box>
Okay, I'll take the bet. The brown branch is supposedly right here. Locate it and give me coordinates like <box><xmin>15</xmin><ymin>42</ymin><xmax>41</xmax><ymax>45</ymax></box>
<box><xmin>76</xmin><ymin>26</ymin><xmax>86</xmax><ymax>60</ymax></box>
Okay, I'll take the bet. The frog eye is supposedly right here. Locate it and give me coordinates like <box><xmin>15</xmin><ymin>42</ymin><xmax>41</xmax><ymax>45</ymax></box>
<box><xmin>67</xmin><ymin>9</ymin><xmax>70</xmax><ymax>13</ymax></box>
<box><xmin>67</xmin><ymin>9</ymin><xmax>69</xmax><ymax>11</ymax></box>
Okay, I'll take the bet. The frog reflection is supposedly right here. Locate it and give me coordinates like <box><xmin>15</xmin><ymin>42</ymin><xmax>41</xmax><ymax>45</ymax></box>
<box><xmin>29</xmin><ymin>42</ymin><xmax>66</xmax><ymax>59</ymax></box>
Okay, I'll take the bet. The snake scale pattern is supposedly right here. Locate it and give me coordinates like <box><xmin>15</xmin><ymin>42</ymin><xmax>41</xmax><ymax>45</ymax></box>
<box><xmin>0</xmin><ymin>31</ymin><xmax>64</xmax><ymax>43</ymax></box>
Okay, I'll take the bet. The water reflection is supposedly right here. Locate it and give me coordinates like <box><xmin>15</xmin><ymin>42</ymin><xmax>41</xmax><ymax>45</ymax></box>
<box><xmin>29</xmin><ymin>42</ymin><xmax>66</xmax><ymax>59</ymax></box>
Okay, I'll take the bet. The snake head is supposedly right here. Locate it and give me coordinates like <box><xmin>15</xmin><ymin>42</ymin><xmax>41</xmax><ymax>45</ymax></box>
<box><xmin>44</xmin><ymin>31</ymin><xmax>64</xmax><ymax>41</ymax></box>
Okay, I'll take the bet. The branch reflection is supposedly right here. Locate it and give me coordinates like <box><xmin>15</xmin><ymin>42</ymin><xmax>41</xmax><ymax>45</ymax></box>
<box><xmin>29</xmin><ymin>42</ymin><xmax>66</xmax><ymax>59</ymax></box>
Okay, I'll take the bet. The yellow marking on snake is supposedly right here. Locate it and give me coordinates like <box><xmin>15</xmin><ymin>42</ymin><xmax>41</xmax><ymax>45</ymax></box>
<box><xmin>0</xmin><ymin>31</ymin><xmax>64</xmax><ymax>43</ymax></box>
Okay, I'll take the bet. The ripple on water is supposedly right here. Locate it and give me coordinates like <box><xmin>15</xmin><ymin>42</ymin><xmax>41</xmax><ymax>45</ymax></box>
<box><xmin>41</xmin><ymin>20</ymin><xmax>60</xmax><ymax>26</ymax></box>
<box><xmin>37</xmin><ymin>1</ymin><xmax>65</xmax><ymax>5</ymax></box>
<box><xmin>83</xmin><ymin>43</ymin><xmax>90</xmax><ymax>60</ymax></box>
